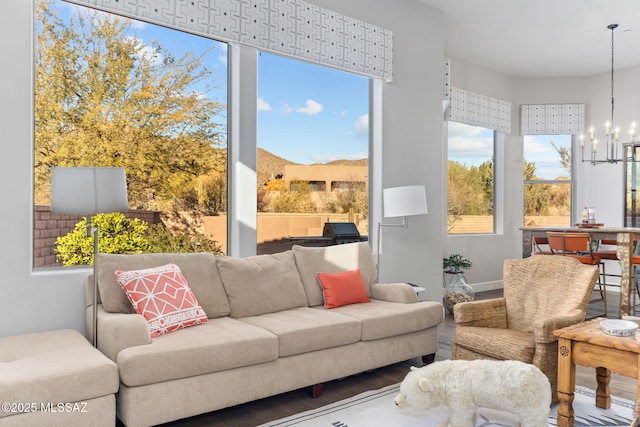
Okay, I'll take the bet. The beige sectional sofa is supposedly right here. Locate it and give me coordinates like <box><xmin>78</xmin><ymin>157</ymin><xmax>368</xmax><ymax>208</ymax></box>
<box><xmin>89</xmin><ymin>242</ymin><xmax>444</xmax><ymax>427</ymax></box>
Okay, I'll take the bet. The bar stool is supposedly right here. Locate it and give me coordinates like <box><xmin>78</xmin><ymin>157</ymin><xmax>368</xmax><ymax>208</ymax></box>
<box><xmin>593</xmin><ymin>239</ymin><xmax>623</xmax><ymax>314</ymax></box>
<box><xmin>546</xmin><ymin>231</ymin><xmax>607</xmax><ymax>317</ymax></box>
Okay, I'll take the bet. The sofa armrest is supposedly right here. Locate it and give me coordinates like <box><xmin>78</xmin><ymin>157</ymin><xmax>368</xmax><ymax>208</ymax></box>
<box><xmin>453</xmin><ymin>297</ymin><xmax>508</xmax><ymax>328</ymax></box>
<box><xmin>95</xmin><ymin>305</ymin><xmax>151</xmax><ymax>362</ymax></box>
<box><xmin>533</xmin><ymin>310</ymin><xmax>586</xmax><ymax>343</ymax></box>
<box><xmin>370</xmin><ymin>282</ymin><xmax>419</xmax><ymax>303</ymax></box>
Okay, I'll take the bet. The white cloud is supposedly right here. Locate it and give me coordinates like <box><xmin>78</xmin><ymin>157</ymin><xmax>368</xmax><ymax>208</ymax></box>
<box><xmin>281</xmin><ymin>104</ymin><xmax>294</xmax><ymax>113</ymax></box>
<box><xmin>257</xmin><ymin>97</ymin><xmax>271</xmax><ymax>112</ymax></box>
<box><xmin>447</xmin><ymin>122</ymin><xmax>493</xmax><ymax>162</ymax></box>
<box><xmin>354</xmin><ymin>114</ymin><xmax>368</xmax><ymax>137</ymax></box>
<box><xmin>296</xmin><ymin>99</ymin><xmax>323</xmax><ymax>115</ymax></box>
<box><xmin>335</xmin><ymin>110</ymin><xmax>347</xmax><ymax>118</ymax></box>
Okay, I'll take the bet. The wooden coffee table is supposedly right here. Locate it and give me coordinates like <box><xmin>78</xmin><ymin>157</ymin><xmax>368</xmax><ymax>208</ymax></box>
<box><xmin>554</xmin><ymin>318</ymin><xmax>640</xmax><ymax>427</ymax></box>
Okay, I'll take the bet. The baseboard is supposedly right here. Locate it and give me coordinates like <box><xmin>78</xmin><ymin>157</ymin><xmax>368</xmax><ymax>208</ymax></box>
<box><xmin>470</xmin><ymin>280</ymin><xmax>503</xmax><ymax>293</ymax></box>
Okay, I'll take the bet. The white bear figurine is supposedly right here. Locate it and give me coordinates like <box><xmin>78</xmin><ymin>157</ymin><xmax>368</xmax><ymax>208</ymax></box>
<box><xmin>394</xmin><ymin>359</ymin><xmax>550</xmax><ymax>427</ymax></box>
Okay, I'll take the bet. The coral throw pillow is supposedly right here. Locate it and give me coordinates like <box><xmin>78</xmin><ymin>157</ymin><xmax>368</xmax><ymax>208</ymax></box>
<box><xmin>316</xmin><ymin>269</ymin><xmax>371</xmax><ymax>309</ymax></box>
<box><xmin>115</xmin><ymin>263</ymin><xmax>208</xmax><ymax>337</ymax></box>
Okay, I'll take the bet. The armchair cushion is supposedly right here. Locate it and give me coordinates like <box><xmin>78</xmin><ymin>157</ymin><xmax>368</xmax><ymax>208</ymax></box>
<box><xmin>453</xmin><ymin>297</ymin><xmax>507</xmax><ymax>328</ymax></box>
<box><xmin>454</xmin><ymin>326</ymin><xmax>535</xmax><ymax>362</ymax></box>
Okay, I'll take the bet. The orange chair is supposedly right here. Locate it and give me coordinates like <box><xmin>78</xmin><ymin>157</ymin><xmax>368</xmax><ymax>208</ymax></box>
<box><xmin>546</xmin><ymin>232</ymin><xmax>607</xmax><ymax>317</ymax></box>
<box><xmin>532</xmin><ymin>236</ymin><xmax>552</xmax><ymax>255</ymax></box>
<box><xmin>593</xmin><ymin>239</ymin><xmax>619</xmax><ymax>260</ymax></box>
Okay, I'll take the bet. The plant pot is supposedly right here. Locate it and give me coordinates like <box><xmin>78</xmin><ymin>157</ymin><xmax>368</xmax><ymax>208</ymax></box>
<box><xmin>443</xmin><ymin>272</ymin><xmax>474</xmax><ymax>315</ymax></box>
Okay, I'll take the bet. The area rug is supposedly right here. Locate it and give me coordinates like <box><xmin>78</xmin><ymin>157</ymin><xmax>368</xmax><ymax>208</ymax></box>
<box><xmin>259</xmin><ymin>384</ymin><xmax>635</xmax><ymax>427</ymax></box>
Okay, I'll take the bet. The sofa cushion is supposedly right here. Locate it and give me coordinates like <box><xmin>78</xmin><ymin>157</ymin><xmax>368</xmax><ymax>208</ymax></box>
<box><xmin>117</xmin><ymin>318</ymin><xmax>278</xmax><ymax>387</ymax></box>
<box><xmin>317</xmin><ymin>269</ymin><xmax>371</xmax><ymax>309</ymax></box>
<box><xmin>292</xmin><ymin>242</ymin><xmax>377</xmax><ymax>307</ymax></box>
<box><xmin>97</xmin><ymin>252</ymin><xmax>230</xmax><ymax>318</ymax></box>
<box><xmin>320</xmin><ymin>300</ymin><xmax>444</xmax><ymax>341</ymax></box>
<box><xmin>217</xmin><ymin>251</ymin><xmax>308</xmax><ymax>317</ymax></box>
<box><xmin>239</xmin><ymin>307</ymin><xmax>361</xmax><ymax>357</ymax></box>
<box><xmin>115</xmin><ymin>263</ymin><xmax>208</xmax><ymax>338</ymax></box>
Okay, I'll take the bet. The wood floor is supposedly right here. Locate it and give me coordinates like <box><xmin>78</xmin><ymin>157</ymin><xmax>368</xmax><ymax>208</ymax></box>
<box><xmin>149</xmin><ymin>289</ymin><xmax>637</xmax><ymax>426</ymax></box>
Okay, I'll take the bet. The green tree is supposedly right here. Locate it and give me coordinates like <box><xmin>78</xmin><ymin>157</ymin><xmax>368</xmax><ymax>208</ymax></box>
<box><xmin>523</xmin><ymin>160</ymin><xmax>551</xmax><ymax>215</ymax></box>
<box><xmin>34</xmin><ymin>0</ymin><xmax>225</xmax><ymax>209</ymax></box>
<box><xmin>478</xmin><ymin>160</ymin><xmax>494</xmax><ymax>214</ymax></box>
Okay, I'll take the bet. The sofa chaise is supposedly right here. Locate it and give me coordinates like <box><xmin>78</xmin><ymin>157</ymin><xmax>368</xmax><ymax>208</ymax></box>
<box><xmin>90</xmin><ymin>241</ymin><xmax>444</xmax><ymax>426</ymax></box>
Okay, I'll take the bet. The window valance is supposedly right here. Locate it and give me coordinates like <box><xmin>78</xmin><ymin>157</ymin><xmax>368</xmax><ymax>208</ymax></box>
<box><xmin>448</xmin><ymin>87</ymin><xmax>511</xmax><ymax>134</ymax></box>
<box><xmin>520</xmin><ymin>104</ymin><xmax>584</xmax><ymax>135</ymax></box>
<box><xmin>67</xmin><ymin>0</ymin><xmax>393</xmax><ymax>81</ymax></box>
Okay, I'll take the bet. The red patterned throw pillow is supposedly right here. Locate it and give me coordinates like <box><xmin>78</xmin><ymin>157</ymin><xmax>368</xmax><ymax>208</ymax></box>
<box><xmin>316</xmin><ymin>269</ymin><xmax>371</xmax><ymax>309</ymax></box>
<box><xmin>115</xmin><ymin>263</ymin><xmax>208</xmax><ymax>337</ymax></box>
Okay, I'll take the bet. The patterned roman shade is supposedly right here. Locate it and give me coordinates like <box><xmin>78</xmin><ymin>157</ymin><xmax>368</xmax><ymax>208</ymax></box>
<box><xmin>520</xmin><ymin>104</ymin><xmax>585</xmax><ymax>135</ymax></box>
<box><xmin>67</xmin><ymin>0</ymin><xmax>393</xmax><ymax>81</ymax></box>
<box><xmin>448</xmin><ymin>87</ymin><xmax>511</xmax><ymax>134</ymax></box>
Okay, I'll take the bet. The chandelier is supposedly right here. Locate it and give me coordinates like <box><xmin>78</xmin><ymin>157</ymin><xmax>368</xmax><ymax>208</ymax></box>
<box><xmin>580</xmin><ymin>24</ymin><xmax>637</xmax><ymax>165</ymax></box>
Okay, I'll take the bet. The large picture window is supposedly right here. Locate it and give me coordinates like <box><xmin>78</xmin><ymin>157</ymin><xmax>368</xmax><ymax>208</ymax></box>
<box><xmin>34</xmin><ymin>0</ymin><xmax>228</xmax><ymax>267</ymax></box>
<box><xmin>256</xmin><ymin>52</ymin><xmax>370</xmax><ymax>254</ymax></box>
<box><xmin>447</xmin><ymin>121</ymin><xmax>495</xmax><ymax>234</ymax></box>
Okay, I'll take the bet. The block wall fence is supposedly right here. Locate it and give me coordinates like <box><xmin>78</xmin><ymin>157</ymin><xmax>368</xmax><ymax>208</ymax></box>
<box><xmin>34</xmin><ymin>206</ymin><xmax>568</xmax><ymax>268</ymax></box>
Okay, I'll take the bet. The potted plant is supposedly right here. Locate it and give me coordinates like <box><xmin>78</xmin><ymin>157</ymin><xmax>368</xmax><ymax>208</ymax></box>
<box><xmin>442</xmin><ymin>254</ymin><xmax>474</xmax><ymax>314</ymax></box>
<box><xmin>442</xmin><ymin>253</ymin><xmax>473</xmax><ymax>273</ymax></box>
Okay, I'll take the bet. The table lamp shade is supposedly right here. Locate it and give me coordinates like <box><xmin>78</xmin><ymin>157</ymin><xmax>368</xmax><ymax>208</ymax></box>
<box><xmin>383</xmin><ymin>185</ymin><xmax>428</xmax><ymax>218</ymax></box>
<box><xmin>51</xmin><ymin>167</ymin><xmax>129</xmax><ymax>214</ymax></box>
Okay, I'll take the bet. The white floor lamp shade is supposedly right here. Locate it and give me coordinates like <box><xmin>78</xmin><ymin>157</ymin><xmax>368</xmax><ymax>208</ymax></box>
<box><xmin>51</xmin><ymin>167</ymin><xmax>129</xmax><ymax>214</ymax></box>
<box><xmin>50</xmin><ymin>166</ymin><xmax>129</xmax><ymax>347</ymax></box>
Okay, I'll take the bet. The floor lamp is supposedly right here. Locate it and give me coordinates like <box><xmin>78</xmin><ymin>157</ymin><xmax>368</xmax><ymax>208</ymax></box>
<box><xmin>377</xmin><ymin>185</ymin><xmax>428</xmax><ymax>280</ymax></box>
<box><xmin>51</xmin><ymin>167</ymin><xmax>129</xmax><ymax>347</ymax></box>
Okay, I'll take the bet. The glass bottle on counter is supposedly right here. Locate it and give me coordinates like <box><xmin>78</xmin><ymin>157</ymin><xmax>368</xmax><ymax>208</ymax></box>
<box><xmin>581</xmin><ymin>207</ymin><xmax>589</xmax><ymax>223</ymax></box>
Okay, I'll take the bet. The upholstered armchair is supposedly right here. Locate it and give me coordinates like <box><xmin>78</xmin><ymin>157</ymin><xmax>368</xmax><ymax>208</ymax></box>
<box><xmin>452</xmin><ymin>255</ymin><xmax>599</xmax><ymax>402</ymax></box>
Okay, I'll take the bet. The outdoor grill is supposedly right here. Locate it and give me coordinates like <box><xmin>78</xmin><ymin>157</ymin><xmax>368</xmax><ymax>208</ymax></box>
<box><xmin>322</xmin><ymin>222</ymin><xmax>365</xmax><ymax>245</ymax></box>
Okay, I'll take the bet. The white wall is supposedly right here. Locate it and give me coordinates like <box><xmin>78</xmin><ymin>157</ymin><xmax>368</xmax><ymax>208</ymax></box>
<box><xmin>444</xmin><ymin>58</ymin><xmax>522</xmax><ymax>289</ymax></box>
<box><xmin>0</xmin><ymin>0</ymin><xmax>447</xmax><ymax>337</ymax></box>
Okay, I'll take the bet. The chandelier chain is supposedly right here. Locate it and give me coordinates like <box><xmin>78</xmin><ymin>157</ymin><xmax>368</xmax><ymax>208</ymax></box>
<box><xmin>611</xmin><ymin>24</ymin><xmax>615</xmax><ymax>126</ymax></box>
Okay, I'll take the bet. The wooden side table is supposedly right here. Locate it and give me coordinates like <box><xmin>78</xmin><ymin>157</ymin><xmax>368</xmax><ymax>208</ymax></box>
<box><xmin>554</xmin><ymin>318</ymin><xmax>640</xmax><ymax>427</ymax></box>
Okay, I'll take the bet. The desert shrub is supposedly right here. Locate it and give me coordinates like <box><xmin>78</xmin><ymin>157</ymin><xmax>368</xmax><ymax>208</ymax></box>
<box><xmin>55</xmin><ymin>212</ymin><xmax>223</xmax><ymax>266</ymax></box>
<box><xmin>146</xmin><ymin>223</ymin><xmax>223</xmax><ymax>255</ymax></box>
<box><xmin>55</xmin><ymin>213</ymin><xmax>151</xmax><ymax>266</ymax></box>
